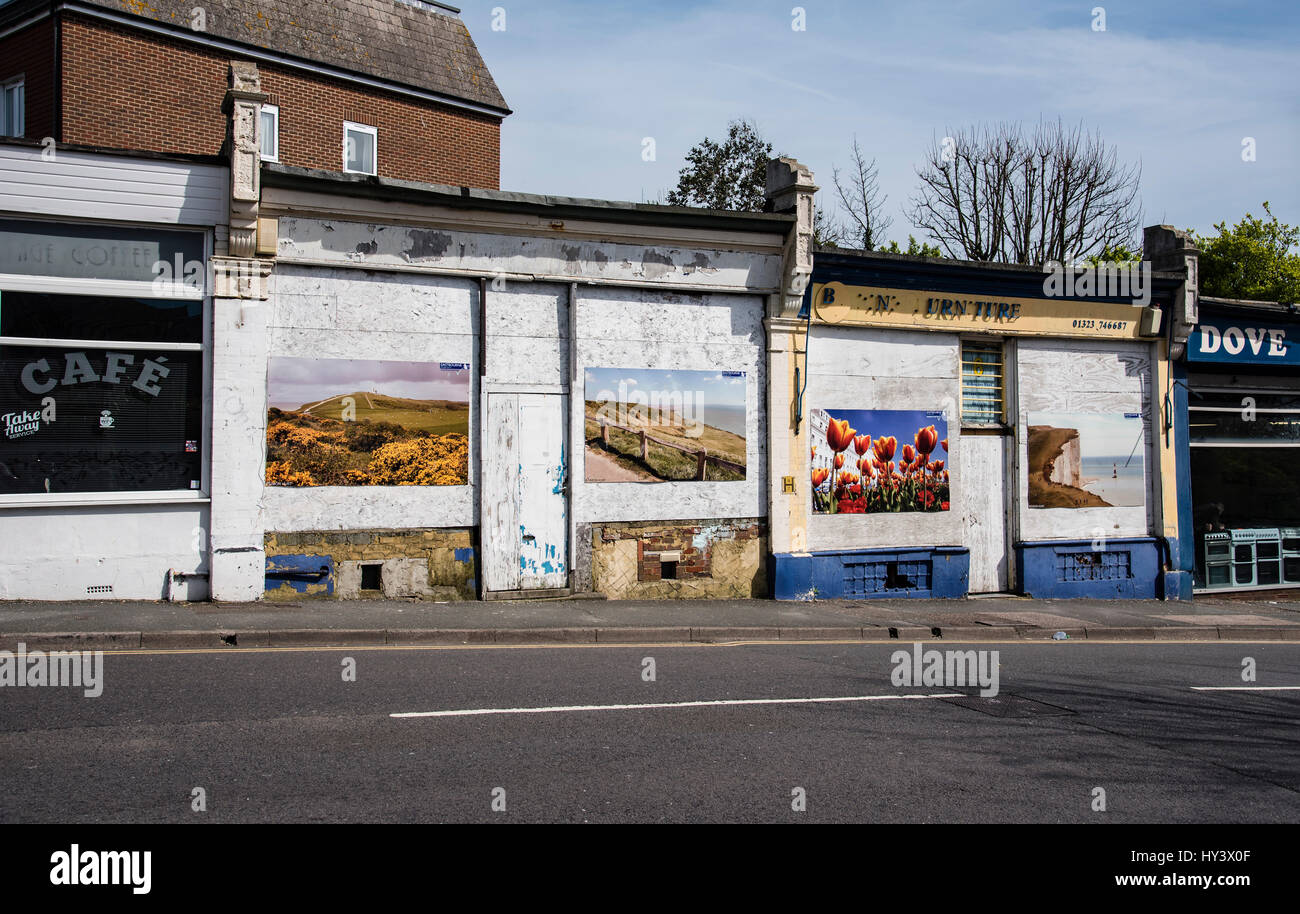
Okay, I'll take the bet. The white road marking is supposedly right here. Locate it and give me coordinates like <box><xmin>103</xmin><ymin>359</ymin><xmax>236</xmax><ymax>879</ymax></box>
<box><xmin>391</xmin><ymin>693</ymin><xmax>965</xmax><ymax>719</ymax></box>
<box><xmin>1191</xmin><ymin>685</ymin><xmax>1300</xmax><ymax>692</ymax></box>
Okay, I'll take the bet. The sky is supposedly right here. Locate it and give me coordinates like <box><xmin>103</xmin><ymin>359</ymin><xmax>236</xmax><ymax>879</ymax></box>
<box><xmin>1031</xmin><ymin>410</ymin><xmax>1145</xmax><ymax>457</ymax></box>
<box><xmin>268</xmin><ymin>357</ymin><xmax>470</xmax><ymax>409</ymax></box>
<box><xmin>458</xmin><ymin>0</ymin><xmax>1299</xmax><ymax>242</ymax></box>
<box><xmin>585</xmin><ymin>367</ymin><xmax>747</xmax><ymax>408</ymax></box>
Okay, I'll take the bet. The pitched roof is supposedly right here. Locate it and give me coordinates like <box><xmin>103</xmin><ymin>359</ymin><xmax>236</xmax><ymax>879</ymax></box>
<box><xmin>66</xmin><ymin>0</ymin><xmax>510</xmax><ymax>113</ymax></box>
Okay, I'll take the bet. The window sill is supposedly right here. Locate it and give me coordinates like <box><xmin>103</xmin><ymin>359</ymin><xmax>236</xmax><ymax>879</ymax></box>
<box><xmin>0</xmin><ymin>491</ymin><xmax>211</xmax><ymax>509</ymax></box>
<box><xmin>960</xmin><ymin>424</ymin><xmax>1012</xmax><ymax>436</ymax></box>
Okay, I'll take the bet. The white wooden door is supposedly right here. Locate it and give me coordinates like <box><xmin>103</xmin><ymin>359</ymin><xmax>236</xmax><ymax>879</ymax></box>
<box><xmin>962</xmin><ymin>435</ymin><xmax>1009</xmax><ymax>592</ymax></box>
<box><xmin>483</xmin><ymin>392</ymin><xmax>568</xmax><ymax>591</ymax></box>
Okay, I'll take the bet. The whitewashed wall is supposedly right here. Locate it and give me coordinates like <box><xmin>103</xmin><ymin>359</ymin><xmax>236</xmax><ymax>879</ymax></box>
<box><xmin>0</xmin><ymin>505</ymin><xmax>209</xmax><ymax>600</ymax></box>
<box><xmin>261</xmin><ymin>265</ymin><xmax>478</xmax><ymax>531</ymax></box>
<box><xmin>805</xmin><ymin>326</ymin><xmax>964</xmax><ymax>552</ymax></box>
<box><xmin>572</xmin><ymin>287</ymin><xmax>768</xmax><ymax>524</ymax></box>
<box><xmin>487</xmin><ymin>282</ymin><xmax>567</xmax><ymax>386</ymax></box>
<box><xmin>1015</xmin><ymin>338</ymin><xmax>1154</xmax><ymax>540</ymax></box>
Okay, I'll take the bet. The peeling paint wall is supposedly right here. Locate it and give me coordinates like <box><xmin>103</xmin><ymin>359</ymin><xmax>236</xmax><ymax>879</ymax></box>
<box><xmin>1016</xmin><ymin>338</ymin><xmax>1154</xmax><ymax>540</ymax></box>
<box><xmin>573</xmin><ymin>286</ymin><xmax>768</xmax><ymax>524</ymax></box>
<box><xmin>805</xmin><ymin>326</ymin><xmax>964</xmax><ymax>552</ymax></box>
<box><xmin>275</xmin><ymin>217</ymin><xmax>782</xmax><ymax>292</ymax></box>
<box><xmin>259</xmin><ymin>212</ymin><xmax>781</xmax><ymax>600</ymax></box>
<box><xmin>263</xmin><ymin>264</ymin><xmax>477</xmax><ymax>532</ymax></box>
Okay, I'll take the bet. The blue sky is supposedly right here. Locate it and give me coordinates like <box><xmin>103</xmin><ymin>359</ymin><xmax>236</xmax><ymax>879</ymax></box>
<box><xmin>585</xmin><ymin>367</ymin><xmax>747</xmax><ymax>408</ymax></box>
<box><xmin>459</xmin><ymin>0</ymin><xmax>1299</xmax><ymax>240</ymax></box>
<box><xmin>1030</xmin><ymin>410</ymin><xmax>1145</xmax><ymax>459</ymax></box>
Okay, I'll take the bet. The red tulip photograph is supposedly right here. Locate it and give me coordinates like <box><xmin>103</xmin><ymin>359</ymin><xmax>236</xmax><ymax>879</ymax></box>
<box><xmin>810</xmin><ymin>408</ymin><xmax>950</xmax><ymax>514</ymax></box>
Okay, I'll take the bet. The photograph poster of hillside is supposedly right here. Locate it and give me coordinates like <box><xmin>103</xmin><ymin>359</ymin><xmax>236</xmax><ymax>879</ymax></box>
<box><xmin>583</xmin><ymin>367</ymin><xmax>747</xmax><ymax>482</ymax></box>
<box><xmin>266</xmin><ymin>357</ymin><xmax>470</xmax><ymax>487</ymax></box>
<box><xmin>1027</xmin><ymin>411</ymin><xmax>1145</xmax><ymax>508</ymax></box>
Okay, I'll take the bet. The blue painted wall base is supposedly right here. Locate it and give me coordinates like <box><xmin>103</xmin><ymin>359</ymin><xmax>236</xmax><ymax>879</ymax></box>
<box><xmin>1161</xmin><ymin>569</ymin><xmax>1194</xmax><ymax>601</ymax></box>
<box><xmin>1015</xmin><ymin>538</ymin><xmax>1159</xmax><ymax>599</ymax></box>
<box><xmin>265</xmin><ymin>554</ymin><xmax>335</xmax><ymax>596</ymax></box>
<box><xmin>772</xmin><ymin>546</ymin><xmax>969</xmax><ymax>601</ymax></box>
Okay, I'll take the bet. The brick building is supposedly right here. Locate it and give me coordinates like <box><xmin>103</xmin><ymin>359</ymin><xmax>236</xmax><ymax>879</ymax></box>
<box><xmin>0</xmin><ymin>0</ymin><xmax>508</xmax><ymax>188</ymax></box>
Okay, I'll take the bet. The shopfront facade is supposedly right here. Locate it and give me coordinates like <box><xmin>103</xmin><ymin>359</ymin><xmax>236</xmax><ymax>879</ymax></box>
<box><xmin>1177</xmin><ymin>297</ymin><xmax>1300</xmax><ymax>593</ymax></box>
<box><xmin>218</xmin><ymin>164</ymin><xmax>793</xmax><ymax>602</ymax></box>
<box><xmin>769</xmin><ymin>247</ymin><xmax>1188</xmax><ymax>601</ymax></box>
<box><xmin>0</xmin><ymin>141</ymin><xmax>227</xmax><ymax>599</ymax></box>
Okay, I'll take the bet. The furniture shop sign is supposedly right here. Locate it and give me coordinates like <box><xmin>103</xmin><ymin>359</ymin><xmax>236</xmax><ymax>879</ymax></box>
<box><xmin>1187</xmin><ymin>318</ymin><xmax>1295</xmax><ymax>365</ymax></box>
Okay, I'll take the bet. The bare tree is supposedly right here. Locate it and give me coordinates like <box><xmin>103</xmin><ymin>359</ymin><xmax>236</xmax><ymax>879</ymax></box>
<box><xmin>831</xmin><ymin>136</ymin><xmax>892</xmax><ymax>250</ymax></box>
<box><xmin>906</xmin><ymin>120</ymin><xmax>1142</xmax><ymax>264</ymax></box>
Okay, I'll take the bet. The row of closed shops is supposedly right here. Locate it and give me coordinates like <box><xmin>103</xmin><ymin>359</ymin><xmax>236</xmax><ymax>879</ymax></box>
<box><xmin>0</xmin><ymin>138</ymin><xmax>1287</xmax><ymax>603</ymax></box>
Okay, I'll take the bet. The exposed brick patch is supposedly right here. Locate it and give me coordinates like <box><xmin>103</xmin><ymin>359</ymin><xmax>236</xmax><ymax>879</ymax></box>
<box><xmin>591</xmin><ymin>519</ymin><xmax>769</xmax><ymax>598</ymax></box>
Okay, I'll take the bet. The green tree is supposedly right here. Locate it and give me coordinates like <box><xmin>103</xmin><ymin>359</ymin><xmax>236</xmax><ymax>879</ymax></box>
<box><xmin>1085</xmin><ymin>242</ymin><xmax>1142</xmax><ymax>266</ymax></box>
<box><xmin>1193</xmin><ymin>202</ymin><xmax>1300</xmax><ymax>304</ymax></box>
<box><xmin>874</xmin><ymin>236</ymin><xmax>943</xmax><ymax>258</ymax></box>
<box><xmin>665</xmin><ymin>119</ymin><xmax>773</xmax><ymax>212</ymax></box>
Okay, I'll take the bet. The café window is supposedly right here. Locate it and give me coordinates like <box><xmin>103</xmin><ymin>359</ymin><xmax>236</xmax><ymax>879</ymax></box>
<box><xmin>0</xmin><ymin>221</ymin><xmax>207</xmax><ymax>498</ymax></box>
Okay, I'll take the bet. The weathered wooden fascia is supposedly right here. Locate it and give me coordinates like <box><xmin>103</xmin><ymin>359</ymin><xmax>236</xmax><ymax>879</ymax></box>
<box><xmin>270</xmin><ymin>216</ymin><xmax>783</xmax><ymax>294</ymax></box>
<box><xmin>258</xmin><ymin>189</ymin><xmax>788</xmax><ymax>254</ymax></box>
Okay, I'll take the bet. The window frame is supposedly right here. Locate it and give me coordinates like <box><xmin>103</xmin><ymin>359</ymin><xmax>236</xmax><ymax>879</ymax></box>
<box><xmin>342</xmin><ymin>120</ymin><xmax>377</xmax><ymax>176</ymax></box>
<box><xmin>0</xmin><ymin>216</ymin><xmax>212</xmax><ymax>508</ymax></box>
<box><xmin>259</xmin><ymin>103</ymin><xmax>280</xmax><ymax>162</ymax></box>
<box><xmin>959</xmin><ymin>338</ymin><xmax>1007</xmax><ymax>428</ymax></box>
<box><xmin>1</xmin><ymin>75</ymin><xmax>24</xmax><ymax>138</ymax></box>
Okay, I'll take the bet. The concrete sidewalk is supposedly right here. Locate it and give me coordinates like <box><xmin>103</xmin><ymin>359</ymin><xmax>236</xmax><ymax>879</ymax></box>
<box><xmin>2</xmin><ymin>592</ymin><xmax>1300</xmax><ymax>649</ymax></box>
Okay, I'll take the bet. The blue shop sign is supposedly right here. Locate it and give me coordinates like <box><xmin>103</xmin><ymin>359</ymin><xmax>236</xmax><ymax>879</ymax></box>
<box><xmin>1187</xmin><ymin>318</ymin><xmax>1296</xmax><ymax>365</ymax></box>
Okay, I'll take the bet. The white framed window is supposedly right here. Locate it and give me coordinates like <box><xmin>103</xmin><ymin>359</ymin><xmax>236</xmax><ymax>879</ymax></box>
<box><xmin>1</xmin><ymin>77</ymin><xmax>24</xmax><ymax>138</ymax></box>
<box><xmin>259</xmin><ymin>104</ymin><xmax>279</xmax><ymax>162</ymax></box>
<box><xmin>343</xmin><ymin>121</ymin><xmax>377</xmax><ymax>175</ymax></box>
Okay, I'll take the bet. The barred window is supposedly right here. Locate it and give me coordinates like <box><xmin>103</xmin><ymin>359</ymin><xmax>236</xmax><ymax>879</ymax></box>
<box><xmin>961</xmin><ymin>341</ymin><xmax>1004</xmax><ymax>425</ymax></box>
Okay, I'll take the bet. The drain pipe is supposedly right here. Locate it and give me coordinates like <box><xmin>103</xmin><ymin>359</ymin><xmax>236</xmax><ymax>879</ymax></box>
<box><xmin>471</xmin><ymin>275</ymin><xmax>488</xmax><ymax>600</ymax></box>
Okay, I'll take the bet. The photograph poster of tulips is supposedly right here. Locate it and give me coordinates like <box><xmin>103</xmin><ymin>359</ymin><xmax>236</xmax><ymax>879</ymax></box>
<box><xmin>265</xmin><ymin>357</ymin><xmax>470</xmax><ymax>487</ymax></box>
<box><xmin>584</xmin><ymin>367</ymin><xmax>747</xmax><ymax>482</ymax></box>
<box><xmin>811</xmin><ymin>408</ymin><xmax>949</xmax><ymax>514</ymax></box>
<box><xmin>1027</xmin><ymin>411</ymin><xmax>1145</xmax><ymax>508</ymax></box>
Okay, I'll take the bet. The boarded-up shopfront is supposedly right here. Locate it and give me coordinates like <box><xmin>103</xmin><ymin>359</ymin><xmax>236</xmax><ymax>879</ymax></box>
<box><xmin>768</xmin><ymin>247</ymin><xmax>1189</xmax><ymax>600</ymax></box>
<box><xmin>209</xmin><ymin>166</ymin><xmax>790</xmax><ymax>601</ymax></box>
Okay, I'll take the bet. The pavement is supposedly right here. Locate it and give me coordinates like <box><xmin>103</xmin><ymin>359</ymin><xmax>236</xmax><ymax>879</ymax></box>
<box><xmin>2</xmin><ymin>591</ymin><xmax>1300</xmax><ymax>649</ymax></box>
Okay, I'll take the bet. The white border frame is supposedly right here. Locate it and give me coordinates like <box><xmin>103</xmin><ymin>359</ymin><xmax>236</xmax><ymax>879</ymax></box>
<box><xmin>1</xmin><ymin>75</ymin><xmax>23</xmax><ymax>138</ymax></box>
<box><xmin>260</xmin><ymin>103</ymin><xmax>280</xmax><ymax>162</ymax></box>
<box><xmin>342</xmin><ymin>121</ymin><xmax>377</xmax><ymax>176</ymax></box>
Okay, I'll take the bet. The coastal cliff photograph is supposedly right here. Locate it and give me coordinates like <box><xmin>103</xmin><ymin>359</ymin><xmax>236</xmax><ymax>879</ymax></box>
<box><xmin>1027</xmin><ymin>412</ymin><xmax>1145</xmax><ymax>508</ymax></box>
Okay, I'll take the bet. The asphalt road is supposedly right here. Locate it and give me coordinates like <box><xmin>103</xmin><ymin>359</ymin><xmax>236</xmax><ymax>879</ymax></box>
<box><xmin>1</xmin><ymin>640</ymin><xmax>1297</xmax><ymax>823</ymax></box>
